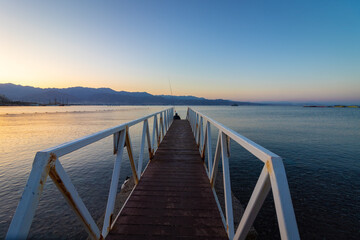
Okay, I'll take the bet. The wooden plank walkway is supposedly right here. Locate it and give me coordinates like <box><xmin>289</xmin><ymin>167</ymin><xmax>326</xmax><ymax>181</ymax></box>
<box><xmin>107</xmin><ymin>120</ymin><xmax>228</xmax><ymax>239</ymax></box>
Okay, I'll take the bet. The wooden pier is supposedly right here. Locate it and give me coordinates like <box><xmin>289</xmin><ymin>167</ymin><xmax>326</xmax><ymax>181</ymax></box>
<box><xmin>6</xmin><ymin>108</ymin><xmax>300</xmax><ymax>240</ymax></box>
<box><xmin>107</xmin><ymin>120</ymin><xmax>228</xmax><ymax>239</ymax></box>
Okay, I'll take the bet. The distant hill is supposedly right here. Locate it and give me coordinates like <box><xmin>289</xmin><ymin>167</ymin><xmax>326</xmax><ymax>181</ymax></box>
<box><xmin>0</xmin><ymin>92</ymin><xmax>35</xmax><ymax>106</ymax></box>
<box><xmin>0</xmin><ymin>94</ymin><xmax>11</xmax><ymax>104</ymax></box>
<box><xmin>0</xmin><ymin>83</ymin><xmax>262</xmax><ymax>106</ymax></box>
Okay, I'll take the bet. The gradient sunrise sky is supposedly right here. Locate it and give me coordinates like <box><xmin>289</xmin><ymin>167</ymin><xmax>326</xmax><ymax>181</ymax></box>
<box><xmin>0</xmin><ymin>0</ymin><xmax>359</xmax><ymax>103</ymax></box>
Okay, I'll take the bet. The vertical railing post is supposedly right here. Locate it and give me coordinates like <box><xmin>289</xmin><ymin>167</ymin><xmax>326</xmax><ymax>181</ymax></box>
<box><xmin>145</xmin><ymin>119</ymin><xmax>153</xmax><ymax>160</ymax></box>
<box><xmin>192</xmin><ymin>111</ymin><xmax>195</xmax><ymax>135</ymax></box>
<box><xmin>171</xmin><ymin>108</ymin><xmax>174</xmax><ymax>124</ymax></box>
<box><xmin>192</xmin><ymin>111</ymin><xmax>196</xmax><ymax>135</ymax></box>
<box><xmin>167</xmin><ymin>109</ymin><xmax>170</xmax><ymax>129</ymax></box>
<box><xmin>6</xmin><ymin>152</ymin><xmax>53</xmax><ymax>239</ymax></box>
<box><xmin>194</xmin><ymin>113</ymin><xmax>197</xmax><ymax>140</ymax></box>
<box><xmin>169</xmin><ymin>109</ymin><xmax>171</xmax><ymax>125</ymax></box>
<box><xmin>168</xmin><ymin>109</ymin><xmax>170</xmax><ymax>129</ymax></box>
<box><xmin>188</xmin><ymin>109</ymin><xmax>192</xmax><ymax>129</ymax></box>
<box><xmin>168</xmin><ymin>109</ymin><xmax>171</xmax><ymax>128</ymax></box>
<box><xmin>102</xmin><ymin>130</ymin><xmax>126</xmax><ymax>237</ymax></box>
<box><xmin>195</xmin><ymin>113</ymin><xmax>199</xmax><ymax>140</ymax></box>
<box><xmin>164</xmin><ymin>110</ymin><xmax>168</xmax><ymax>133</ymax></box>
<box><xmin>210</xmin><ymin>132</ymin><xmax>222</xmax><ymax>188</ymax></box>
<box><xmin>201</xmin><ymin>124</ymin><xmax>208</xmax><ymax>160</ymax></box>
<box><xmin>171</xmin><ymin>108</ymin><xmax>173</xmax><ymax>124</ymax></box>
<box><xmin>156</xmin><ymin>115</ymin><xmax>161</xmax><ymax>147</ymax></box>
<box><xmin>160</xmin><ymin>112</ymin><xmax>165</xmax><ymax>141</ymax></box>
<box><xmin>197</xmin><ymin>115</ymin><xmax>201</xmax><ymax>146</ymax></box>
<box><xmin>137</xmin><ymin>120</ymin><xmax>148</xmax><ymax>179</ymax></box>
<box><xmin>206</xmin><ymin>122</ymin><xmax>213</xmax><ymax>177</ymax></box>
<box><xmin>170</xmin><ymin>109</ymin><xmax>172</xmax><ymax>126</ymax></box>
<box><xmin>268</xmin><ymin>157</ymin><xmax>300</xmax><ymax>240</ymax></box>
<box><xmin>125</xmin><ymin>126</ymin><xmax>139</xmax><ymax>185</ymax></box>
<box><xmin>189</xmin><ymin>109</ymin><xmax>193</xmax><ymax>129</ymax></box>
<box><xmin>221</xmin><ymin>132</ymin><xmax>234</xmax><ymax>239</ymax></box>
<box><xmin>165</xmin><ymin>109</ymin><xmax>168</xmax><ymax>130</ymax></box>
<box><xmin>198</xmin><ymin>116</ymin><xmax>203</xmax><ymax>150</ymax></box>
<box><xmin>162</xmin><ymin>111</ymin><xmax>165</xmax><ymax>138</ymax></box>
<box><xmin>152</xmin><ymin>115</ymin><xmax>157</xmax><ymax>151</ymax></box>
<box><xmin>159</xmin><ymin>112</ymin><xmax>162</xmax><ymax>141</ymax></box>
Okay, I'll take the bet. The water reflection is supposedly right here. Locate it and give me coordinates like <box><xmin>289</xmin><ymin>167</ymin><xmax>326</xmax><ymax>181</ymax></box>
<box><xmin>1</xmin><ymin>106</ymin><xmax>359</xmax><ymax>239</ymax></box>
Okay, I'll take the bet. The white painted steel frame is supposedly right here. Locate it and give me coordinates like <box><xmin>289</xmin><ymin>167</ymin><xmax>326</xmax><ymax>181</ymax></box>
<box><xmin>186</xmin><ymin>108</ymin><xmax>299</xmax><ymax>240</ymax></box>
<box><xmin>102</xmin><ymin>129</ymin><xmax>126</xmax><ymax>237</ymax></box>
<box><xmin>50</xmin><ymin>159</ymin><xmax>101</xmax><ymax>239</ymax></box>
<box><xmin>6</xmin><ymin>108</ymin><xmax>174</xmax><ymax>240</ymax></box>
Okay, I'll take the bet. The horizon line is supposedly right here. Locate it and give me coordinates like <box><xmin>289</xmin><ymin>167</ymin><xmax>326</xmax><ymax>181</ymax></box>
<box><xmin>1</xmin><ymin>82</ymin><xmax>359</xmax><ymax>105</ymax></box>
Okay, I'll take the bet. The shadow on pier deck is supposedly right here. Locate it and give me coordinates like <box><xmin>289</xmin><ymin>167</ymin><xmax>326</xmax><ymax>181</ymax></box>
<box><xmin>107</xmin><ymin>120</ymin><xmax>228</xmax><ymax>239</ymax></box>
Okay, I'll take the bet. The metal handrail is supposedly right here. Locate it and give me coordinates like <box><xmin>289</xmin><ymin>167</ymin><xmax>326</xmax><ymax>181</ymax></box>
<box><xmin>6</xmin><ymin>107</ymin><xmax>174</xmax><ymax>240</ymax></box>
<box><xmin>186</xmin><ymin>107</ymin><xmax>300</xmax><ymax>240</ymax></box>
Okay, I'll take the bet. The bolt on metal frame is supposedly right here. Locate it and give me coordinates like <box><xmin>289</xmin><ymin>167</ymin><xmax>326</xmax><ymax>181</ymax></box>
<box><xmin>186</xmin><ymin>107</ymin><xmax>300</xmax><ymax>240</ymax></box>
<box><xmin>6</xmin><ymin>108</ymin><xmax>174</xmax><ymax>240</ymax></box>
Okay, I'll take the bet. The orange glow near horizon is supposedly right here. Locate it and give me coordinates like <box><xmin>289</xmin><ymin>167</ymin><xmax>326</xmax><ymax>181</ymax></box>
<box><xmin>1</xmin><ymin>77</ymin><xmax>360</xmax><ymax>103</ymax></box>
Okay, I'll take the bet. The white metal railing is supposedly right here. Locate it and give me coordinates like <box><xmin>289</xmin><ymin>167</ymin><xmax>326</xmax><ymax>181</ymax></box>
<box><xmin>6</xmin><ymin>107</ymin><xmax>174</xmax><ymax>240</ymax></box>
<box><xmin>186</xmin><ymin>107</ymin><xmax>300</xmax><ymax>240</ymax></box>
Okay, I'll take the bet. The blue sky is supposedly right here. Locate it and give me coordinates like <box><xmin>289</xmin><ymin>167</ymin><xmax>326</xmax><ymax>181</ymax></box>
<box><xmin>0</xmin><ymin>0</ymin><xmax>359</xmax><ymax>103</ymax></box>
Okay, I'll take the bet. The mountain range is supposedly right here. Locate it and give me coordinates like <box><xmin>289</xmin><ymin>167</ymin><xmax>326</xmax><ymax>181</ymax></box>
<box><xmin>0</xmin><ymin>83</ymin><xmax>261</xmax><ymax>106</ymax></box>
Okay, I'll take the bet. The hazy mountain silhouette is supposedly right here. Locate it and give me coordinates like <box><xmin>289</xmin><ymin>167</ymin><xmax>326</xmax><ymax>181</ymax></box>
<box><xmin>0</xmin><ymin>94</ymin><xmax>11</xmax><ymax>104</ymax></box>
<box><xmin>0</xmin><ymin>83</ymin><xmax>260</xmax><ymax>105</ymax></box>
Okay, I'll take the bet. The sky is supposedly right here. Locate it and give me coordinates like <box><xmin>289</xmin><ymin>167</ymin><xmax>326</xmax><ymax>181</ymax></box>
<box><xmin>0</xmin><ymin>0</ymin><xmax>359</xmax><ymax>104</ymax></box>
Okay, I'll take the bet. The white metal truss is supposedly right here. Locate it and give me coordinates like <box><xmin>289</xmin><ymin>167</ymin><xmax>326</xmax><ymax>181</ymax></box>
<box><xmin>186</xmin><ymin>107</ymin><xmax>300</xmax><ymax>240</ymax></box>
<box><xmin>6</xmin><ymin>108</ymin><xmax>174</xmax><ymax>240</ymax></box>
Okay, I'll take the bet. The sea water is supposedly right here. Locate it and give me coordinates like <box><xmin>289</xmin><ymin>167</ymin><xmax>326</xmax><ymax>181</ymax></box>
<box><xmin>0</xmin><ymin>105</ymin><xmax>359</xmax><ymax>239</ymax></box>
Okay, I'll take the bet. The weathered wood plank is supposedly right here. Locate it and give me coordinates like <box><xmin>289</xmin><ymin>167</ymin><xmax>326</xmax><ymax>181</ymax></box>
<box><xmin>107</xmin><ymin>120</ymin><xmax>228</xmax><ymax>239</ymax></box>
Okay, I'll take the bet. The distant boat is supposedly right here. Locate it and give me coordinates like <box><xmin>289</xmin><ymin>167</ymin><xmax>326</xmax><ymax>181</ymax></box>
<box><xmin>231</xmin><ymin>103</ymin><xmax>238</xmax><ymax>106</ymax></box>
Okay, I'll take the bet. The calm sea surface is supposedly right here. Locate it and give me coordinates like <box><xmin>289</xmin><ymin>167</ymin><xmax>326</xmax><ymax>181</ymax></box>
<box><xmin>0</xmin><ymin>105</ymin><xmax>359</xmax><ymax>239</ymax></box>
